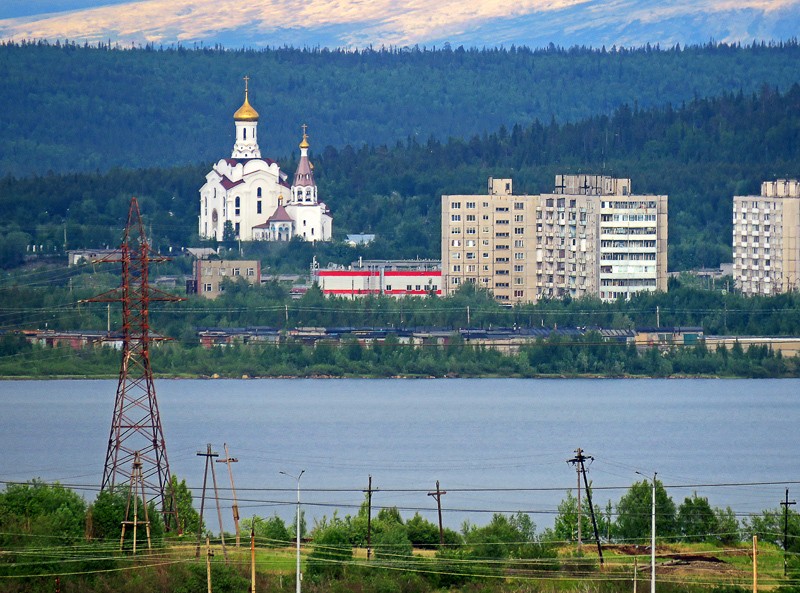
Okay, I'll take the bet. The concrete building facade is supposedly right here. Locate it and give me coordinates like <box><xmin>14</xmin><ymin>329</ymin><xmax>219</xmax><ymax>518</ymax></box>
<box><xmin>442</xmin><ymin>176</ymin><xmax>668</xmax><ymax>303</ymax></box>
<box><xmin>733</xmin><ymin>179</ymin><xmax>800</xmax><ymax>296</ymax></box>
<box><xmin>195</xmin><ymin>259</ymin><xmax>261</xmax><ymax>299</ymax></box>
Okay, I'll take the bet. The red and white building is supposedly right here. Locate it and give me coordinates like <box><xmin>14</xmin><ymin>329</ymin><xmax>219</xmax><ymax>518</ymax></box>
<box><xmin>315</xmin><ymin>260</ymin><xmax>442</xmax><ymax>298</ymax></box>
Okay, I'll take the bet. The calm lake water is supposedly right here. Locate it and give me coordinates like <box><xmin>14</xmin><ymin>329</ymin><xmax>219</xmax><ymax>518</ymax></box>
<box><xmin>1</xmin><ymin>378</ymin><xmax>798</xmax><ymax>532</ymax></box>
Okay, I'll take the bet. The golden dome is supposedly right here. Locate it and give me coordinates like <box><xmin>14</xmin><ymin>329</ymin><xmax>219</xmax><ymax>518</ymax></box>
<box><xmin>234</xmin><ymin>77</ymin><xmax>259</xmax><ymax>122</ymax></box>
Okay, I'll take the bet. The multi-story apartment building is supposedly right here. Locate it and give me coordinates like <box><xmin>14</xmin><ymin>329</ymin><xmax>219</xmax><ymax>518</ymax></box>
<box><xmin>195</xmin><ymin>259</ymin><xmax>261</xmax><ymax>299</ymax></box>
<box><xmin>442</xmin><ymin>176</ymin><xmax>668</xmax><ymax>303</ymax></box>
<box><xmin>733</xmin><ymin>179</ymin><xmax>800</xmax><ymax>296</ymax></box>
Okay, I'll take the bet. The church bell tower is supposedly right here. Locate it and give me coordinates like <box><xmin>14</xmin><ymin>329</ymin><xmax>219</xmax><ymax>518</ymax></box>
<box><xmin>232</xmin><ymin>76</ymin><xmax>261</xmax><ymax>159</ymax></box>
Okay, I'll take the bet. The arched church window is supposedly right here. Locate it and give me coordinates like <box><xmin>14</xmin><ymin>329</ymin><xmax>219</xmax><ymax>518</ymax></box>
<box><xmin>235</xmin><ymin>196</ymin><xmax>240</xmax><ymax>216</ymax></box>
<box><xmin>257</xmin><ymin>187</ymin><xmax>262</xmax><ymax>198</ymax></box>
<box><xmin>244</xmin><ymin>128</ymin><xmax>247</xmax><ymax>140</ymax></box>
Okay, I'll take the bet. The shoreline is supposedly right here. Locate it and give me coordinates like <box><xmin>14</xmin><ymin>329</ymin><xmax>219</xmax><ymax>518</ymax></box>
<box><xmin>0</xmin><ymin>372</ymin><xmax>769</xmax><ymax>380</ymax></box>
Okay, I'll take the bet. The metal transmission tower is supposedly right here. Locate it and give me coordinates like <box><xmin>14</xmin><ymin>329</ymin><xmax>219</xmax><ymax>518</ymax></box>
<box><xmin>86</xmin><ymin>197</ymin><xmax>184</xmax><ymax>529</ymax></box>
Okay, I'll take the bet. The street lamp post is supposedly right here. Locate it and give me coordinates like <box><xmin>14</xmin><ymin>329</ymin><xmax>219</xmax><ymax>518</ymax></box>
<box><xmin>280</xmin><ymin>470</ymin><xmax>305</xmax><ymax>593</ymax></box>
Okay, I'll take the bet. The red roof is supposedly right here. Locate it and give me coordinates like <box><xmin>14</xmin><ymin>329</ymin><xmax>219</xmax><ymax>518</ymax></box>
<box><xmin>267</xmin><ymin>204</ymin><xmax>294</xmax><ymax>223</ymax></box>
<box><xmin>220</xmin><ymin>176</ymin><xmax>244</xmax><ymax>190</ymax></box>
<box><xmin>225</xmin><ymin>157</ymin><xmax>279</xmax><ymax>166</ymax></box>
<box><xmin>293</xmin><ymin>153</ymin><xmax>316</xmax><ymax>188</ymax></box>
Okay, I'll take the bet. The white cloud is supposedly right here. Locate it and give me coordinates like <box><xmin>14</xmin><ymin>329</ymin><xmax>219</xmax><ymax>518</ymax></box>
<box><xmin>0</xmin><ymin>0</ymin><xmax>797</xmax><ymax>47</ymax></box>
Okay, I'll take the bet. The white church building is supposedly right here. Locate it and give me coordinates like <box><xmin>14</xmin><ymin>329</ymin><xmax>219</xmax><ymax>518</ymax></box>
<box><xmin>198</xmin><ymin>79</ymin><xmax>333</xmax><ymax>242</ymax></box>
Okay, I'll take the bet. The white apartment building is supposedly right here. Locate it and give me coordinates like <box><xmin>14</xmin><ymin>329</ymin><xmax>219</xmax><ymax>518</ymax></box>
<box><xmin>733</xmin><ymin>179</ymin><xmax>800</xmax><ymax>296</ymax></box>
<box><xmin>441</xmin><ymin>176</ymin><xmax>668</xmax><ymax>303</ymax></box>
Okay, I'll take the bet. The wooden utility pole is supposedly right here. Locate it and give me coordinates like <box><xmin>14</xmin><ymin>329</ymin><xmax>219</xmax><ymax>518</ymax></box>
<box><xmin>781</xmin><ymin>489</ymin><xmax>796</xmax><ymax>577</ymax></box>
<box><xmin>567</xmin><ymin>448</ymin><xmax>604</xmax><ymax>565</ymax></box>
<box><xmin>216</xmin><ymin>443</ymin><xmax>241</xmax><ymax>547</ymax></box>
<box><xmin>206</xmin><ymin>536</ymin><xmax>214</xmax><ymax>593</ymax></box>
<box><xmin>363</xmin><ymin>475</ymin><xmax>377</xmax><ymax>560</ymax></box>
<box><xmin>120</xmin><ymin>451</ymin><xmax>152</xmax><ymax>554</ymax></box>
<box><xmin>427</xmin><ymin>481</ymin><xmax>447</xmax><ymax>547</ymax></box>
<box><xmin>753</xmin><ymin>535</ymin><xmax>758</xmax><ymax>593</ymax></box>
<box><xmin>250</xmin><ymin>521</ymin><xmax>256</xmax><ymax>593</ymax></box>
<box><xmin>196</xmin><ymin>444</ymin><xmax>228</xmax><ymax>563</ymax></box>
<box><xmin>576</xmin><ymin>458</ymin><xmax>582</xmax><ymax>548</ymax></box>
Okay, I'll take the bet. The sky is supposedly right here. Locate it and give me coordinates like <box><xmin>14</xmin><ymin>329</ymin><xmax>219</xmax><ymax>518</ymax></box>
<box><xmin>0</xmin><ymin>0</ymin><xmax>798</xmax><ymax>49</ymax></box>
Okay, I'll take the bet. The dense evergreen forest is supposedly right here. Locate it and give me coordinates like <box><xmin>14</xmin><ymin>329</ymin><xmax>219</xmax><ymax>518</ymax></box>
<box><xmin>1</xmin><ymin>41</ymin><xmax>799</xmax><ymax>175</ymax></box>
<box><xmin>1</xmin><ymin>85</ymin><xmax>799</xmax><ymax>271</ymax></box>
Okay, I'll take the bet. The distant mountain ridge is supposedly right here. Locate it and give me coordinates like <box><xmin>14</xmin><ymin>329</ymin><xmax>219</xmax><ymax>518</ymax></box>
<box><xmin>1</xmin><ymin>41</ymin><xmax>799</xmax><ymax>176</ymax></box>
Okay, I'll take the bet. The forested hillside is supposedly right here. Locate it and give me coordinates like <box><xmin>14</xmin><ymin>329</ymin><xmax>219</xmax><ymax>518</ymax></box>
<box><xmin>2</xmin><ymin>85</ymin><xmax>798</xmax><ymax>271</ymax></box>
<box><xmin>1</xmin><ymin>41</ymin><xmax>799</xmax><ymax>175</ymax></box>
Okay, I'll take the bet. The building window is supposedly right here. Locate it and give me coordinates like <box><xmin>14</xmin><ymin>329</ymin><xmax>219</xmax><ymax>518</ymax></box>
<box><xmin>514</xmin><ymin>240</ymin><xmax>524</xmax><ymax>248</ymax></box>
<box><xmin>386</xmin><ymin>284</ymin><xmax>392</xmax><ymax>291</ymax></box>
<box><xmin>452</xmin><ymin>239</ymin><xmax>461</xmax><ymax>247</ymax></box>
<box><xmin>451</xmin><ymin>202</ymin><xmax>461</xmax><ymax>209</ymax></box>
<box><xmin>235</xmin><ymin>197</ymin><xmax>240</xmax><ymax>216</ymax></box>
<box><xmin>233</xmin><ymin>268</ymin><xmax>240</xmax><ymax>276</ymax></box>
<box><xmin>514</xmin><ymin>290</ymin><xmax>524</xmax><ymax>297</ymax></box>
<box><xmin>466</xmin><ymin>202</ymin><xmax>476</xmax><ymax>209</ymax></box>
<box><xmin>514</xmin><ymin>265</ymin><xmax>524</xmax><ymax>272</ymax></box>
<box><xmin>514</xmin><ymin>253</ymin><xmax>525</xmax><ymax>260</ymax></box>
<box><xmin>203</xmin><ymin>283</ymin><xmax>212</xmax><ymax>292</ymax></box>
<box><xmin>235</xmin><ymin>222</ymin><xmax>240</xmax><ymax>234</ymax></box>
<box><xmin>514</xmin><ymin>202</ymin><xmax>524</xmax><ymax>210</ymax></box>
<box><xmin>257</xmin><ymin>201</ymin><xmax>262</xmax><ymax>214</ymax></box>
<box><xmin>466</xmin><ymin>215</ymin><xmax>476</xmax><ymax>221</ymax></box>
<box><xmin>451</xmin><ymin>214</ymin><xmax>461</xmax><ymax>222</ymax></box>
<box><xmin>246</xmin><ymin>268</ymin><xmax>255</xmax><ymax>276</ymax></box>
<box><xmin>514</xmin><ymin>215</ymin><xmax>524</xmax><ymax>222</ymax></box>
